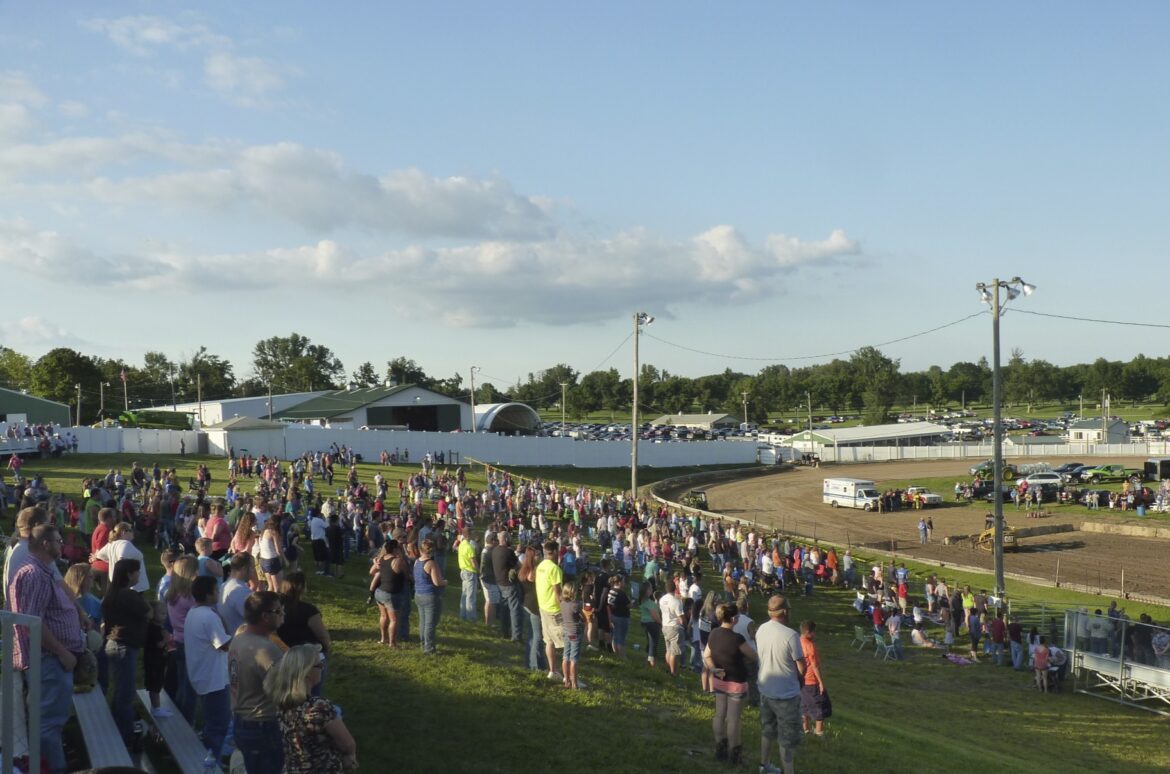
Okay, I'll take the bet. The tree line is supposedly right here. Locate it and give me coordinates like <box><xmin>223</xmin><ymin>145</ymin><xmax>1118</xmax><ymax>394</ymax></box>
<box><xmin>0</xmin><ymin>334</ymin><xmax>1166</xmax><ymax>425</ymax></box>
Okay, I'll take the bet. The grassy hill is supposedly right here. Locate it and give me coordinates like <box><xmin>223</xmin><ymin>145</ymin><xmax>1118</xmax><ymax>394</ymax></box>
<box><xmin>9</xmin><ymin>454</ymin><xmax>1170</xmax><ymax>773</ymax></box>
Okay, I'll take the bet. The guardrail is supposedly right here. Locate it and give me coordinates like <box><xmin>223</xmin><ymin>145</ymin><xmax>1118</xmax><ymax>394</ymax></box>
<box><xmin>1</xmin><ymin>611</ymin><xmax>42</xmax><ymax>774</ymax></box>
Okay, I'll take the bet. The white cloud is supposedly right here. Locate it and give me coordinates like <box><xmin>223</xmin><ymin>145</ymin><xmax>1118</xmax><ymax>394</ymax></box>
<box><xmin>0</xmin><ymin>223</ymin><xmax>863</xmax><ymax>326</ymax></box>
<box><xmin>0</xmin><ymin>104</ymin><xmax>32</xmax><ymax>140</ymax></box>
<box><xmin>0</xmin><ymin>136</ymin><xmax>555</xmax><ymax>239</ymax></box>
<box><xmin>57</xmin><ymin>101</ymin><xmax>89</xmax><ymax>118</ymax></box>
<box><xmin>0</xmin><ymin>316</ymin><xmax>69</xmax><ymax>345</ymax></box>
<box><xmin>0</xmin><ymin>72</ymin><xmax>48</xmax><ymax>107</ymax></box>
<box><xmin>84</xmin><ymin>15</ymin><xmax>287</xmax><ymax>107</ymax></box>
<box><xmin>81</xmin><ymin>15</ymin><xmax>228</xmax><ymax>57</ymax></box>
<box><xmin>203</xmin><ymin>51</ymin><xmax>286</xmax><ymax>104</ymax></box>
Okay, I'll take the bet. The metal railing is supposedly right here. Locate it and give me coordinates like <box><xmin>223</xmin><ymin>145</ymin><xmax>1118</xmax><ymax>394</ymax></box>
<box><xmin>1</xmin><ymin>610</ymin><xmax>42</xmax><ymax>774</ymax></box>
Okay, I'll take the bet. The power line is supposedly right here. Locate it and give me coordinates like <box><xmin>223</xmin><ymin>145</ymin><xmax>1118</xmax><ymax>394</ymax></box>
<box><xmin>1011</xmin><ymin>309</ymin><xmax>1170</xmax><ymax>329</ymax></box>
<box><xmin>643</xmin><ymin>311</ymin><xmax>988</xmax><ymax>363</ymax></box>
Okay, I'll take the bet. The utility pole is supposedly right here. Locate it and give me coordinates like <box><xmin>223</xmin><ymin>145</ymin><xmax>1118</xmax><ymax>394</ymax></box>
<box><xmin>1102</xmin><ymin>388</ymin><xmax>1108</xmax><ymax>447</ymax></box>
<box><xmin>169</xmin><ymin>365</ymin><xmax>177</xmax><ymax>410</ymax></box>
<box><xmin>267</xmin><ymin>380</ymin><xmax>273</xmax><ymax>420</ymax></box>
<box><xmin>197</xmin><ymin>372</ymin><xmax>203</xmax><ymax>427</ymax></box>
<box><xmin>560</xmin><ymin>382</ymin><xmax>568</xmax><ymax>436</ymax></box>
<box><xmin>741</xmin><ymin>391</ymin><xmax>749</xmax><ymax>424</ymax></box>
<box><xmin>75</xmin><ymin>383</ymin><xmax>82</xmax><ymax>426</ymax></box>
<box><xmin>99</xmin><ymin>381</ymin><xmax>109</xmax><ymax>420</ymax></box>
<box><xmin>469</xmin><ymin>366</ymin><xmax>480</xmax><ymax>432</ymax></box>
<box><xmin>631</xmin><ymin>312</ymin><xmax>654</xmax><ymax>502</ymax></box>
<box><xmin>807</xmin><ymin>391</ymin><xmax>813</xmax><ymax>432</ymax></box>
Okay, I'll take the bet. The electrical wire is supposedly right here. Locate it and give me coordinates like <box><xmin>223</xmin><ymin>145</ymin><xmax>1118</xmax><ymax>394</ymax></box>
<box><xmin>642</xmin><ymin>311</ymin><xmax>988</xmax><ymax>363</ymax></box>
<box><xmin>1010</xmin><ymin>309</ymin><xmax>1170</xmax><ymax>329</ymax></box>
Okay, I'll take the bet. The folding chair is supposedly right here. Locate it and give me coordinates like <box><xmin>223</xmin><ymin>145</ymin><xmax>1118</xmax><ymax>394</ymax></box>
<box><xmin>875</xmin><ymin>632</ymin><xmax>898</xmax><ymax>661</ymax></box>
<box><xmin>851</xmin><ymin>625</ymin><xmax>869</xmax><ymax>651</ymax></box>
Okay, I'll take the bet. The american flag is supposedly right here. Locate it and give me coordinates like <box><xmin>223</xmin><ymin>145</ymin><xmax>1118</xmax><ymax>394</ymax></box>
<box><xmin>120</xmin><ymin>368</ymin><xmax>127</xmax><ymax>383</ymax></box>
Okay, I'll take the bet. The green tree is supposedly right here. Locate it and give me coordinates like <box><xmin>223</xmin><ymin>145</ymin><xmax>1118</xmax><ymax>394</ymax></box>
<box><xmin>252</xmin><ymin>333</ymin><xmax>343</xmax><ymax>392</ymax></box>
<box><xmin>385</xmin><ymin>357</ymin><xmax>429</xmax><ymax>387</ymax></box>
<box><xmin>849</xmin><ymin>346</ymin><xmax>900</xmax><ymax>424</ymax></box>
<box><xmin>352</xmin><ymin>362</ymin><xmax>380</xmax><ymax>388</ymax></box>
<box><xmin>0</xmin><ymin>347</ymin><xmax>33</xmax><ymax>390</ymax></box>
<box><xmin>178</xmin><ymin>347</ymin><xmax>236</xmax><ymax>401</ymax></box>
<box><xmin>944</xmin><ymin>361</ymin><xmax>986</xmax><ymax>406</ymax></box>
<box><xmin>30</xmin><ymin>348</ymin><xmax>103</xmax><ymax>423</ymax></box>
<box><xmin>1120</xmin><ymin>354</ymin><xmax>1160</xmax><ymax>405</ymax></box>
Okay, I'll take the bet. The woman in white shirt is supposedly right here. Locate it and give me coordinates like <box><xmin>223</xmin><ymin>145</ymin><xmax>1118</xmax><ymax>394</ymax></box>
<box><xmin>93</xmin><ymin>522</ymin><xmax>150</xmax><ymax>593</ymax></box>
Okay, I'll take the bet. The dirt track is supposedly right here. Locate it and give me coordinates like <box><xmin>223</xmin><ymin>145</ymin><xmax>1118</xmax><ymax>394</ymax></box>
<box><xmin>705</xmin><ymin>459</ymin><xmax>1168</xmax><ymax>599</ymax></box>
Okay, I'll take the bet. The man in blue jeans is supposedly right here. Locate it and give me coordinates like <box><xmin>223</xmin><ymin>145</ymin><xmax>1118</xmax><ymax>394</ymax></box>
<box><xmin>228</xmin><ymin>591</ymin><xmax>285</xmax><ymax>774</ymax></box>
<box><xmin>10</xmin><ymin>524</ymin><xmax>85</xmax><ymax>774</ymax></box>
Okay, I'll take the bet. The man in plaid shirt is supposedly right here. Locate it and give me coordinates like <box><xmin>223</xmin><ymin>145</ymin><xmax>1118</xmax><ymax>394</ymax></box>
<box><xmin>10</xmin><ymin>524</ymin><xmax>84</xmax><ymax>773</ymax></box>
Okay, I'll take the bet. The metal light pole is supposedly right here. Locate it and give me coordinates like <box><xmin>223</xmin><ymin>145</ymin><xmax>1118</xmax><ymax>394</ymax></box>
<box><xmin>631</xmin><ymin>312</ymin><xmax>654</xmax><ymax>502</ymax></box>
<box><xmin>741</xmin><ymin>391</ymin><xmax>749</xmax><ymax>424</ymax></box>
<box><xmin>99</xmin><ymin>381</ymin><xmax>109</xmax><ymax>419</ymax></box>
<box><xmin>469</xmin><ymin>366</ymin><xmax>480</xmax><ymax>432</ymax></box>
<box><xmin>75</xmin><ymin>383</ymin><xmax>82</xmax><ymax>426</ymax></box>
<box><xmin>560</xmin><ymin>382</ymin><xmax>568</xmax><ymax>436</ymax></box>
<box><xmin>976</xmin><ymin>276</ymin><xmax>1035</xmax><ymax>600</ymax></box>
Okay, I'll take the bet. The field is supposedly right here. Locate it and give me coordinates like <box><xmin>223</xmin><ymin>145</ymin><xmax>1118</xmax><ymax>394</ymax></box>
<box><xmin>8</xmin><ymin>454</ymin><xmax>1170</xmax><ymax>773</ymax></box>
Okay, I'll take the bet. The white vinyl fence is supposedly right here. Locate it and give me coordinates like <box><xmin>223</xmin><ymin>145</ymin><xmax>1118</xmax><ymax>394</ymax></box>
<box><xmin>67</xmin><ymin>426</ymin><xmax>762</xmax><ymax>468</ymax></box>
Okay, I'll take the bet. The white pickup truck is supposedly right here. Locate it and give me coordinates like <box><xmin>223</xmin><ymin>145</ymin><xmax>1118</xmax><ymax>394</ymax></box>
<box><xmin>905</xmin><ymin>486</ymin><xmax>943</xmax><ymax>507</ymax></box>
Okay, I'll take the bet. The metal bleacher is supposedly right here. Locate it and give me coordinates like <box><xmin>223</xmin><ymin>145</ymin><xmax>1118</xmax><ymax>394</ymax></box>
<box><xmin>1066</xmin><ymin>609</ymin><xmax>1170</xmax><ymax>716</ymax></box>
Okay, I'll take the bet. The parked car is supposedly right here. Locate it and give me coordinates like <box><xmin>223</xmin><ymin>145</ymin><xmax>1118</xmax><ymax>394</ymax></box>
<box><xmin>1061</xmin><ymin>465</ymin><xmax>1093</xmax><ymax>483</ymax></box>
<box><xmin>1021</xmin><ymin>472</ymin><xmax>1063</xmax><ymax>487</ymax></box>
<box><xmin>1053</xmin><ymin>462</ymin><xmax>1085</xmax><ymax>476</ymax></box>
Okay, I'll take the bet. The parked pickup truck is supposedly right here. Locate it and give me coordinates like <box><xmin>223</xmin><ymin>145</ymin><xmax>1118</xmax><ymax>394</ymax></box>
<box><xmin>968</xmin><ymin>460</ymin><xmax>1051</xmax><ymax>480</ymax></box>
<box><xmin>1078</xmin><ymin>464</ymin><xmax>1139</xmax><ymax>484</ymax></box>
<box><xmin>905</xmin><ymin>486</ymin><xmax>944</xmax><ymax>506</ymax></box>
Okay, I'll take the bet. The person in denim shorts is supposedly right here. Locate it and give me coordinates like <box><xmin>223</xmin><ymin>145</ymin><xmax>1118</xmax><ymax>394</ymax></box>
<box><xmin>560</xmin><ymin>581</ymin><xmax>583</xmax><ymax>689</ymax></box>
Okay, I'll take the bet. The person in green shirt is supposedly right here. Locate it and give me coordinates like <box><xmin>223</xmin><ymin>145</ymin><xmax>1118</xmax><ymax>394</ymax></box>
<box><xmin>638</xmin><ymin>583</ymin><xmax>662</xmax><ymax>668</ymax></box>
<box><xmin>643</xmin><ymin>555</ymin><xmax>660</xmax><ymax>592</ymax></box>
<box><xmin>535</xmin><ymin>540</ymin><xmax>564</xmax><ymax>680</ymax></box>
<box><xmin>82</xmin><ymin>491</ymin><xmax>102</xmax><ymax>540</ymax></box>
<box><xmin>456</xmin><ymin>527</ymin><xmax>479</xmax><ymax>622</ymax></box>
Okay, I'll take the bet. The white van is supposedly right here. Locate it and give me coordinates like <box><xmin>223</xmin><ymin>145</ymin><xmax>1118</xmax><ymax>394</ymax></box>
<box><xmin>823</xmin><ymin>477</ymin><xmax>880</xmax><ymax>511</ymax></box>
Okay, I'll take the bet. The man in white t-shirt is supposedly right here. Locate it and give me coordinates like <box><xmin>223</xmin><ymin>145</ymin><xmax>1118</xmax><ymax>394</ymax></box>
<box><xmin>219</xmin><ymin>555</ymin><xmax>253</xmax><ymax>637</ymax></box>
<box><xmin>757</xmin><ymin>595</ymin><xmax>805</xmax><ymax>774</ymax></box>
<box><xmin>658</xmin><ymin>586</ymin><xmax>686</xmax><ymax>677</ymax></box>
<box><xmin>186</xmin><ymin>576</ymin><xmax>232</xmax><ymax>764</ymax></box>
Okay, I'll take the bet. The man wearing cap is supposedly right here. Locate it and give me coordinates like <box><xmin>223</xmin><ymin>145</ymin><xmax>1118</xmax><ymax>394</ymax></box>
<box><xmin>757</xmin><ymin>595</ymin><xmax>805</xmax><ymax>774</ymax></box>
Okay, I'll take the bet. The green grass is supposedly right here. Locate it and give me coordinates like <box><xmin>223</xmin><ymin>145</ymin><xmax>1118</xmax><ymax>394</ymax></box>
<box><xmin>10</xmin><ymin>454</ymin><xmax>1170</xmax><ymax>773</ymax></box>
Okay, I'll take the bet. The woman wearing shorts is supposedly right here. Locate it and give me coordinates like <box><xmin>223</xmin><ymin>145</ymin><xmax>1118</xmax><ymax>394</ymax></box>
<box><xmin>704</xmin><ymin>602</ymin><xmax>756</xmax><ymax>765</ymax></box>
<box><xmin>259</xmin><ymin>518</ymin><xmax>284</xmax><ymax>593</ymax></box>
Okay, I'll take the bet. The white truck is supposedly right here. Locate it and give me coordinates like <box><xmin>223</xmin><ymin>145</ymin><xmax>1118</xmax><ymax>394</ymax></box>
<box><xmin>823</xmin><ymin>477</ymin><xmax>880</xmax><ymax>511</ymax></box>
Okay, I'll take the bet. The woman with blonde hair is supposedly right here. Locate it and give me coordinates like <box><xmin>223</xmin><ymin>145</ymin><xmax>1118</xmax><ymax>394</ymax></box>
<box><xmin>263</xmin><ymin>643</ymin><xmax>357</xmax><ymax>772</ymax></box>
<box><xmin>258</xmin><ymin>517</ymin><xmax>285</xmax><ymax>593</ymax></box>
<box><xmin>166</xmin><ymin>555</ymin><xmax>199</xmax><ymax>721</ymax></box>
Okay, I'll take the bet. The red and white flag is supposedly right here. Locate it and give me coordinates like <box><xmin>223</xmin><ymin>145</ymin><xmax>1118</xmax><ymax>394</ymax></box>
<box><xmin>120</xmin><ymin>368</ymin><xmax>127</xmax><ymax>383</ymax></box>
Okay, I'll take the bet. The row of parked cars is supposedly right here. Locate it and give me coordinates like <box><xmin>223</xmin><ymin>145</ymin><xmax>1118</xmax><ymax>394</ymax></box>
<box><xmin>539</xmin><ymin>422</ymin><xmax>760</xmax><ymax>442</ymax></box>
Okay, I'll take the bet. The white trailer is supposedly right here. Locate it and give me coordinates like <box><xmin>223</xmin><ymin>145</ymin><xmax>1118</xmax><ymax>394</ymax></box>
<box><xmin>823</xmin><ymin>477</ymin><xmax>880</xmax><ymax>510</ymax></box>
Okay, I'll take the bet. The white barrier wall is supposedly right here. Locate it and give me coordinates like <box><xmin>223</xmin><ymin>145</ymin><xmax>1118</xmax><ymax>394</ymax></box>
<box><xmin>72</xmin><ymin>427</ymin><xmax>200</xmax><ymax>457</ymax></box>
<box><xmin>72</xmin><ymin>426</ymin><xmax>761</xmax><ymax>468</ymax></box>
<box><xmin>817</xmin><ymin>442</ymin><xmax>1170</xmax><ymax>464</ymax></box>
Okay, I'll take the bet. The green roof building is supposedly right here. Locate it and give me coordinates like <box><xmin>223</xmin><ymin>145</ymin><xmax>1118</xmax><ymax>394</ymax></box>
<box><xmin>0</xmin><ymin>387</ymin><xmax>72</xmax><ymax>427</ymax></box>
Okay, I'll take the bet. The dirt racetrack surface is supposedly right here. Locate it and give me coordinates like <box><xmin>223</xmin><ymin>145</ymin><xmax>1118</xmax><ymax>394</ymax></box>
<box><xmin>704</xmin><ymin>458</ymin><xmax>1168</xmax><ymax>600</ymax></box>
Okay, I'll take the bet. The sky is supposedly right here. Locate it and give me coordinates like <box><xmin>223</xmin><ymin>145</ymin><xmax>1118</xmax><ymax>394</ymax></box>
<box><xmin>2</xmin><ymin>2</ymin><xmax>1169</xmax><ymax>393</ymax></box>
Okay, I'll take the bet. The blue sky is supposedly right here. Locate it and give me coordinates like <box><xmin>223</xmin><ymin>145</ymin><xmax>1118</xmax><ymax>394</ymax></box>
<box><xmin>2</xmin><ymin>2</ymin><xmax>1168</xmax><ymax>392</ymax></box>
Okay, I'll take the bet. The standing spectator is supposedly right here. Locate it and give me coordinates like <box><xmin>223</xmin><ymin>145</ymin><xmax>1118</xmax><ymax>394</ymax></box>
<box><xmin>203</xmin><ymin>501</ymin><xmax>232</xmax><ymax>560</ymax></box>
<box><xmin>325</xmin><ymin>514</ymin><xmax>345</xmax><ymax>578</ymax></box>
<box><xmin>167</xmin><ymin>556</ymin><xmax>200</xmax><ymax>722</ymax></box>
<box><xmin>93</xmin><ymin>522</ymin><xmax>151</xmax><ymax>592</ymax></box>
<box><xmin>659</xmin><ymin>583</ymin><xmax>686</xmax><ymax>677</ymax></box>
<box><xmin>704</xmin><ymin>602</ymin><xmax>756</xmax><ymax>764</ymax></box>
<box><xmin>277</xmin><ymin>572</ymin><xmax>332</xmax><ymax>697</ymax></box>
<box><xmin>536</xmin><ymin>539</ymin><xmax>565</xmax><ymax>680</ymax></box>
<box><xmin>560</xmin><ymin>581</ymin><xmax>583</xmax><ymax>689</ymax></box>
<box><xmin>517</xmin><ymin>543</ymin><xmax>546</xmax><ymax>672</ymax></box>
<box><xmin>606</xmin><ymin>573</ymin><xmax>632</xmax><ymax>661</ymax></box>
<box><xmin>258</xmin><ymin>518</ymin><xmax>285</xmax><ymax>592</ymax></box>
<box><xmin>220</xmin><ymin>555</ymin><xmax>254</xmax><ymax>637</ymax></box>
<box><xmin>479</xmin><ymin>532</ymin><xmax>500</xmax><ymax>628</ymax></box>
<box><xmin>1033</xmin><ymin>636</ymin><xmax>1051</xmax><ymax>692</ymax></box>
<box><xmin>185</xmin><ymin>575</ymin><xmax>232</xmax><ymax>765</ymax></box>
<box><xmin>493</xmin><ymin>531</ymin><xmax>522</xmax><ymax>641</ymax></box>
<box><xmin>799</xmin><ymin>621</ymin><xmax>828</xmax><ymax>738</ymax></box>
<box><xmin>370</xmin><ymin>540</ymin><xmax>406</xmax><ymax>647</ymax></box>
<box><xmin>757</xmin><ymin>595</ymin><xmax>805</xmax><ymax>774</ymax></box>
<box><xmin>309</xmin><ymin>510</ymin><xmax>329</xmax><ymax>575</ymax></box>
<box><xmin>917</xmin><ymin>517</ymin><xmax>928</xmax><ymax>545</ymax></box>
<box><xmin>102</xmin><ymin>558</ymin><xmax>151</xmax><ymax>748</ymax></box>
<box><xmin>989</xmin><ymin>610</ymin><xmax>1007</xmax><ymax>666</ymax></box>
<box><xmin>456</xmin><ymin>527</ymin><xmax>479</xmax><ymax>622</ymax></box>
<box><xmin>9</xmin><ymin>524</ymin><xmax>85</xmax><ymax>773</ymax></box>
<box><xmin>414</xmin><ymin>538</ymin><xmax>448</xmax><ymax>655</ymax></box>
<box><xmin>264</xmin><ymin>643</ymin><xmax>358</xmax><ymax>772</ymax></box>
<box><xmin>229</xmin><ymin>591</ymin><xmax>286</xmax><ymax>774</ymax></box>
<box><xmin>1008</xmin><ymin>614</ymin><xmax>1026</xmax><ymax>670</ymax></box>
<box><xmin>638</xmin><ymin>583</ymin><xmax>662</xmax><ymax>669</ymax></box>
